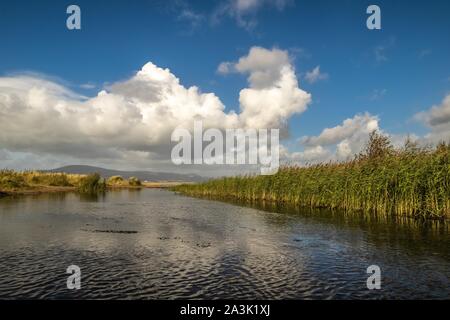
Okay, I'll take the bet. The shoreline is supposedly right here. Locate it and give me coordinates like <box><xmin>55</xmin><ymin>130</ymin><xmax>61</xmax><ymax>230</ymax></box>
<box><xmin>0</xmin><ymin>186</ymin><xmax>77</xmax><ymax>196</ymax></box>
<box><xmin>0</xmin><ymin>182</ymin><xmax>188</xmax><ymax>197</ymax></box>
<box><xmin>174</xmin><ymin>191</ymin><xmax>450</xmax><ymax>222</ymax></box>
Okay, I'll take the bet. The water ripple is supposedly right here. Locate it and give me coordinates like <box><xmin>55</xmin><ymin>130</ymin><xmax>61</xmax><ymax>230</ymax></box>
<box><xmin>0</xmin><ymin>189</ymin><xmax>449</xmax><ymax>299</ymax></box>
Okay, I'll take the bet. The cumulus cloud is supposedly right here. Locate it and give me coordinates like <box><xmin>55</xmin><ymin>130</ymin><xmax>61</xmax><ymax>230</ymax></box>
<box><xmin>0</xmin><ymin>46</ymin><xmax>311</xmax><ymax>173</ymax></box>
<box><xmin>219</xmin><ymin>47</ymin><xmax>292</xmax><ymax>86</ymax></box>
<box><xmin>304</xmin><ymin>66</ymin><xmax>329</xmax><ymax>84</ymax></box>
<box><xmin>416</xmin><ymin>94</ymin><xmax>450</xmax><ymax>127</ymax></box>
<box><xmin>293</xmin><ymin>113</ymin><xmax>380</xmax><ymax>163</ymax></box>
<box><xmin>218</xmin><ymin>47</ymin><xmax>311</xmax><ymax>128</ymax></box>
<box><xmin>287</xmin><ymin>93</ymin><xmax>450</xmax><ymax>166</ymax></box>
<box><xmin>217</xmin><ymin>62</ymin><xmax>235</xmax><ymax>74</ymax></box>
<box><xmin>301</xmin><ymin>113</ymin><xmax>378</xmax><ymax>147</ymax></box>
<box><xmin>290</xmin><ymin>145</ymin><xmax>331</xmax><ymax>163</ymax></box>
<box><xmin>415</xmin><ymin>94</ymin><xmax>450</xmax><ymax>144</ymax></box>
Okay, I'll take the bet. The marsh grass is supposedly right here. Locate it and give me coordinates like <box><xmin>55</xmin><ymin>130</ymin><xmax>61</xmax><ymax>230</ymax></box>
<box><xmin>0</xmin><ymin>170</ymin><xmax>81</xmax><ymax>191</ymax></box>
<box><xmin>128</xmin><ymin>176</ymin><xmax>142</xmax><ymax>186</ymax></box>
<box><xmin>107</xmin><ymin>175</ymin><xmax>126</xmax><ymax>186</ymax></box>
<box><xmin>107</xmin><ymin>175</ymin><xmax>142</xmax><ymax>187</ymax></box>
<box><xmin>77</xmin><ymin>173</ymin><xmax>106</xmax><ymax>193</ymax></box>
<box><xmin>0</xmin><ymin>170</ymin><xmax>139</xmax><ymax>194</ymax></box>
<box><xmin>174</xmin><ymin>132</ymin><xmax>450</xmax><ymax>219</ymax></box>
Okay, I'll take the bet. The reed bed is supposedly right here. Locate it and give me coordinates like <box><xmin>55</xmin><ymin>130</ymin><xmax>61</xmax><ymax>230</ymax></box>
<box><xmin>0</xmin><ymin>170</ymin><xmax>84</xmax><ymax>191</ymax></box>
<box><xmin>0</xmin><ymin>171</ymin><xmax>140</xmax><ymax>194</ymax></box>
<box><xmin>77</xmin><ymin>173</ymin><xmax>106</xmax><ymax>193</ymax></box>
<box><xmin>106</xmin><ymin>175</ymin><xmax>141</xmax><ymax>187</ymax></box>
<box><xmin>174</xmin><ymin>132</ymin><xmax>450</xmax><ymax>220</ymax></box>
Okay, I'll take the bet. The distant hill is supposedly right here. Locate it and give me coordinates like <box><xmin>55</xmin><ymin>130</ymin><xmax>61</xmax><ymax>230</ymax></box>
<box><xmin>47</xmin><ymin>165</ymin><xmax>206</xmax><ymax>182</ymax></box>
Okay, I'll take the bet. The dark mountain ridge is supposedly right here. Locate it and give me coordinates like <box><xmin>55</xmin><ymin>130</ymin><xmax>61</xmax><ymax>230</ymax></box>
<box><xmin>47</xmin><ymin>165</ymin><xmax>206</xmax><ymax>182</ymax></box>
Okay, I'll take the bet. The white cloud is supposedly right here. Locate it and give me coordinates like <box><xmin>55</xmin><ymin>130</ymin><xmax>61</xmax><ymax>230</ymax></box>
<box><xmin>415</xmin><ymin>94</ymin><xmax>450</xmax><ymax>144</ymax></box>
<box><xmin>300</xmin><ymin>113</ymin><xmax>378</xmax><ymax>147</ymax></box>
<box><xmin>0</xmin><ymin>46</ymin><xmax>311</xmax><ymax>173</ymax></box>
<box><xmin>178</xmin><ymin>8</ymin><xmax>205</xmax><ymax>31</ymax></box>
<box><xmin>286</xmin><ymin>94</ymin><xmax>450</xmax><ymax>166</ymax></box>
<box><xmin>416</xmin><ymin>94</ymin><xmax>450</xmax><ymax>127</ymax></box>
<box><xmin>174</xmin><ymin>0</ymin><xmax>292</xmax><ymax>32</ymax></box>
<box><xmin>235</xmin><ymin>0</ymin><xmax>261</xmax><ymax>12</ymax></box>
<box><xmin>290</xmin><ymin>145</ymin><xmax>331</xmax><ymax>163</ymax></box>
<box><xmin>218</xmin><ymin>47</ymin><xmax>311</xmax><ymax>128</ymax></box>
<box><xmin>223</xmin><ymin>46</ymin><xmax>292</xmax><ymax>87</ymax></box>
<box><xmin>292</xmin><ymin>113</ymin><xmax>380</xmax><ymax>163</ymax></box>
<box><xmin>217</xmin><ymin>61</ymin><xmax>235</xmax><ymax>74</ymax></box>
<box><xmin>211</xmin><ymin>0</ymin><xmax>292</xmax><ymax>30</ymax></box>
<box><xmin>304</xmin><ymin>66</ymin><xmax>329</xmax><ymax>84</ymax></box>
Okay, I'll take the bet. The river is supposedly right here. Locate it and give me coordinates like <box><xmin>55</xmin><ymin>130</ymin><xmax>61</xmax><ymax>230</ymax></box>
<box><xmin>0</xmin><ymin>188</ymin><xmax>449</xmax><ymax>299</ymax></box>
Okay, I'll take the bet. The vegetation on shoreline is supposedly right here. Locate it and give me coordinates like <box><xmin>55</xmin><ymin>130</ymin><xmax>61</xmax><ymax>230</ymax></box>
<box><xmin>173</xmin><ymin>132</ymin><xmax>450</xmax><ymax>220</ymax></box>
<box><xmin>0</xmin><ymin>170</ymin><xmax>83</xmax><ymax>192</ymax></box>
<box><xmin>0</xmin><ymin>171</ymin><xmax>142</xmax><ymax>194</ymax></box>
<box><xmin>77</xmin><ymin>173</ymin><xmax>107</xmax><ymax>193</ymax></box>
<box><xmin>106</xmin><ymin>175</ymin><xmax>141</xmax><ymax>187</ymax></box>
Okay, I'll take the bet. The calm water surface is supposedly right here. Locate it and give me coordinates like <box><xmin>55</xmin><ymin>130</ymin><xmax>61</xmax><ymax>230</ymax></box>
<box><xmin>0</xmin><ymin>188</ymin><xmax>449</xmax><ymax>299</ymax></box>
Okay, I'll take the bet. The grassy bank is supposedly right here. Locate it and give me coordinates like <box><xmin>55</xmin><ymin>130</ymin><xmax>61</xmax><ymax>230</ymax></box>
<box><xmin>174</xmin><ymin>132</ymin><xmax>450</xmax><ymax>220</ymax></box>
<box><xmin>0</xmin><ymin>170</ymin><xmax>81</xmax><ymax>193</ymax></box>
<box><xmin>0</xmin><ymin>170</ymin><xmax>142</xmax><ymax>194</ymax></box>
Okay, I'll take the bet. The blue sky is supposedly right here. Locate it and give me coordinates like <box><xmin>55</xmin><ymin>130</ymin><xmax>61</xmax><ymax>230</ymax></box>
<box><xmin>0</xmin><ymin>0</ymin><xmax>449</xmax><ymax>173</ymax></box>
